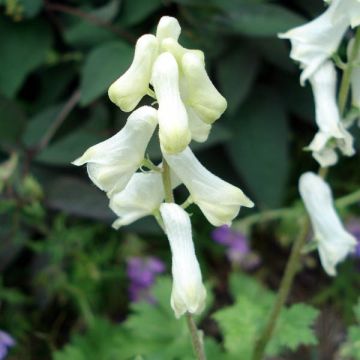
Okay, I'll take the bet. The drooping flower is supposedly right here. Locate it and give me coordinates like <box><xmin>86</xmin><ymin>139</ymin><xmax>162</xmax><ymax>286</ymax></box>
<box><xmin>163</xmin><ymin>147</ymin><xmax>254</xmax><ymax>226</ymax></box>
<box><xmin>108</xmin><ymin>35</ymin><xmax>159</xmax><ymax>112</ymax></box>
<box><xmin>0</xmin><ymin>330</ymin><xmax>15</xmax><ymax>360</ymax></box>
<box><xmin>299</xmin><ymin>172</ymin><xmax>356</xmax><ymax>276</ymax></box>
<box><xmin>151</xmin><ymin>52</ymin><xmax>191</xmax><ymax>154</ymax></box>
<box><xmin>72</xmin><ymin>106</ymin><xmax>158</xmax><ymax>195</ymax></box>
<box><xmin>109</xmin><ymin>167</ymin><xmax>180</xmax><ymax>229</ymax></box>
<box><xmin>127</xmin><ymin>256</ymin><xmax>165</xmax><ymax>303</ymax></box>
<box><xmin>307</xmin><ymin>61</ymin><xmax>354</xmax><ymax>167</ymax></box>
<box><xmin>278</xmin><ymin>0</ymin><xmax>349</xmax><ymax>84</ymax></box>
<box><xmin>160</xmin><ymin>203</ymin><xmax>206</xmax><ymax>318</ymax></box>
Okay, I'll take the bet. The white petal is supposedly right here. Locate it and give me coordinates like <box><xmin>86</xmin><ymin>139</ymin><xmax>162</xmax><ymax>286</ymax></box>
<box><xmin>349</xmin><ymin>38</ymin><xmax>360</xmax><ymax>109</ymax></box>
<box><xmin>186</xmin><ymin>106</ymin><xmax>211</xmax><ymax>143</ymax></box>
<box><xmin>108</xmin><ymin>34</ymin><xmax>159</xmax><ymax>112</ymax></box>
<box><xmin>164</xmin><ymin>147</ymin><xmax>254</xmax><ymax>226</ymax></box>
<box><xmin>307</xmin><ymin>61</ymin><xmax>355</xmax><ymax>165</ymax></box>
<box><xmin>160</xmin><ymin>203</ymin><xmax>206</xmax><ymax>318</ymax></box>
<box><xmin>152</xmin><ymin>52</ymin><xmax>191</xmax><ymax>154</ymax></box>
<box><xmin>156</xmin><ymin>16</ymin><xmax>181</xmax><ymax>42</ymax></box>
<box><xmin>299</xmin><ymin>172</ymin><xmax>356</xmax><ymax>276</ymax></box>
<box><xmin>72</xmin><ymin>106</ymin><xmax>158</xmax><ymax>195</ymax></box>
<box><xmin>181</xmin><ymin>53</ymin><xmax>227</xmax><ymax>124</ymax></box>
<box><xmin>279</xmin><ymin>0</ymin><xmax>348</xmax><ymax>83</ymax></box>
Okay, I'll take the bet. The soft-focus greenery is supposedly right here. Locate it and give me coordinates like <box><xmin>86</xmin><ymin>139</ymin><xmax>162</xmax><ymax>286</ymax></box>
<box><xmin>0</xmin><ymin>0</ymin><xmax>360</xmax><ymax>359</ymax></box>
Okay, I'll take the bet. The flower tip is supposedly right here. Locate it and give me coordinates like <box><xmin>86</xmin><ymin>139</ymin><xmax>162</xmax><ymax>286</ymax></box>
<box><xmin>156</xmin><ymin>16</ymin><xmax>181</xmax><ymax>41</ymax></box>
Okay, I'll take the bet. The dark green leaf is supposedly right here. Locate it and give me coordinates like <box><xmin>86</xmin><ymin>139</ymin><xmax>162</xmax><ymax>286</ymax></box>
<box><xmin>226</xmin><ymin>87</ymin><xmax>290</xmax><ymax>208</ymax></box>
<box><xmin>118</xmin><ymin>0</ymin><xmax>163</xmax><ymax>26</ymax></box>
<box><xmin>20</xmin><ymin>0</ymin><xmax>43</xmax><ymax>18</ymax></box>
<box><xmin>0</xmin><ymin>16</ymin><xmax>52</xmax><ymax>97</ymax></box>
<box><xmin>80</xmin><ymin>41</ymin><xmax>133</xmax><ymax>105</ymax></box>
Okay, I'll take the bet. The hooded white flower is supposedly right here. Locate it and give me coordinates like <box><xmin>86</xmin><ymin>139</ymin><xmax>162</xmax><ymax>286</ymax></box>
<box><xmin>163</xmin><ymin>147</ymin><xmax>254</xmax><ymax>226</ymax></box>
<box><xmin>151</xmin><ymin>52</ymin><xmax>191</xmax><ymax>154</ymax></box>
<box><xmin>109</xmin><ymin>166</ymin><xmax>181</xmax><ymax>229</ymax></box>
<box><xmin>299</xmin><ymin>172</ymin><xmax>356</xmax><ymax>276</ymax></box>
<box><xmin>156</xmin><ymin>16</ymin><xmax>181</xmax><ymax>43</ymax></box>
<box><xmin>72</xmin><ymin>106</ymin><xmax>158</xmax><ymax>195</ymax></box>
<box><xmin>181</xmin><ymin>52</ymin><xmax>227</xmax><ymax>124</ymax></box>
<box><xmin>160</xmin><ymin>203</ymin><xmax>206</xmax><ymax>318</ymax></box>
<box><xmin>108</xmin><ymin>34</ymin><xmax>159</xmax><ymax>112</ymax></box>
<box><xmin>186</xmin><ymin>106</ymin><xmax>212</xmax><ymax>143</ymax></box>
<box><xmin>307</xmin><ymin>61</ymin><xmax>354</xmax><ymax>167</ymax></box>
<box><xmin>278</xmin><ymin>0</ymin><xmax>348</xmax><ymax>84</ymax></box>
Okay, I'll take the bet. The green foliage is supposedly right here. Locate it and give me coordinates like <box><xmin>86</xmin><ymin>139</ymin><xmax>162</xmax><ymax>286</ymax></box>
<box><xmin>213</xmin><ymin>274</ymin><xmax>319</xmax><ymax>359</ymax></box>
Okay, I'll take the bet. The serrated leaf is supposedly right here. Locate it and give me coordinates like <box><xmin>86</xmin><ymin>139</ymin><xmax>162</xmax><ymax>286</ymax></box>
<box><xmin>80</xmin><ymin>41</ymin><xmax>133</xmax><ymax>105</ymax></box>
<box><xmin>226</xmin><ymin>87</ymin><xmax>290</xmax><ymax>208</ymax></box>
<box><xmin>0</xmin><ymin>16</ymin><xmax>52</xmax><ymax>97</ymax></box>
<box><xmin>218</xmin><ymin>47</ymin><xmax>259</xmax><ymax>114</ymax></box>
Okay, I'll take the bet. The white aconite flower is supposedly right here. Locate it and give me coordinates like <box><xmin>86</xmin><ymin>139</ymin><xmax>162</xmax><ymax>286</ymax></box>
<box><xmin>299</xmin><ymin>172</ymin><xmax>356</xmax><ymax>276</ymax></box>
<box><xmin>72</xmin><ymin>106</ymin><xmax>157</xmax><ymax>195</ymax></box>
<box><xmin>181</xmin><ymin>53</ymin><xmax>227</xmax><ymax>124</ymax></box>
<box><xmin>152</xmin><ymin>52</ymin><xmax>191</xmax><ymax>154</ymax></box>
<box><xmin>307</xmin><ymin>61</ymin><xmax>354</xmax><ymax>167</ymax></box>
<box><xmin>156</xmin><ymin>16</ymin><xmax>181</xmax><ymax>42</ymax></box>
<box><xmin>108</xmin><ymin>34</ymin><xmax>159</xmax><ymax>112</ymax></box>
<box><xmin>186</xmin><ymin>106</ymin><xmax>212</xmax><ymax>143</ymax></box>
<box><xmin>160</xmin><ymin>203</ymin><xmax>206</xmax><ymax>318</ymax></box>
<box><xmin>163</xmin><ymin>147</ymin><xmax>254</xmax><ymax>226</ymax></box>
<box><xmin>279</xmin><ymin>0</ymin><xmax>348</xmax><ymax>84</ymax></box>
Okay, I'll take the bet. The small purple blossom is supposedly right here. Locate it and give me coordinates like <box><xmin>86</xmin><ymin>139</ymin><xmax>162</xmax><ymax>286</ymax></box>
<box><xmin>212</xmin><ymin>225</ymin><xmax>260</xmax><ymax>269</ymax></box>
<box><xmin>346</xmin><ymin>220</ymin><xmax>360</xmax><ymax>257</ymax></box>
<box><xmin>0</xmin><ymin>330</ymin><xmax>15</xmax><ymax>360</ymax></box>
<box><xmin>126</xmin><ymin>256</ymin><xmax>165</xmax><ymax>303</ymax></box>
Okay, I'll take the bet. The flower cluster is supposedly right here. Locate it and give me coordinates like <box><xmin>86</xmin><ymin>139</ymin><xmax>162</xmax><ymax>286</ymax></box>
<box><xmin>279</xmin><ymin>0</ymin><xmax>359</xmax><ymax>167</ymax></box>
<box><xmin>73</xmin><ymin>16</ymin><xmax>254</xmax><ymax>317</ymax></box>
<box><xmin>126</xmin><ymin>256</ymin><xmax>165</xmax><ymax>303</ymax></box>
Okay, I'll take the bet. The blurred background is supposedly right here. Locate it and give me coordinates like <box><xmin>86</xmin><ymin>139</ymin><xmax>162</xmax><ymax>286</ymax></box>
<box><xmin>0</xmin><ymin>0</ymin><xmax>360</xmax><ymax>359</ymax></box>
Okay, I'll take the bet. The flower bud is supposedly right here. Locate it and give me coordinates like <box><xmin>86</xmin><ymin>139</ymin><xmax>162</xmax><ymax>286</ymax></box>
<box><xmin>108</xmin><ymin>34</ymin><xmax>159</xmax><ymax>112</ymax></box>
<box><xmin>152</xmin><ymin>52</ymin><xmax>191</xmax><ymax>154</ymax></box>
<box><xmin>299</xmin><ymin>172</ymin><xmax>356</xmax><ymax>276</ymax></box>
<box><xmin>72</xmin><ymin>106</ymin><xmax>158</xmax><ymax>195</ymax></box>
<box><xmin>160</xmin><ymin>203</ymin><xmax>206</xmax><ymax>318</ymax></box>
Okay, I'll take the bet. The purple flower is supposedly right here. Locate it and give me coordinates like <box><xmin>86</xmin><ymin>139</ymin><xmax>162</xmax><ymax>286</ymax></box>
<box><xmin>126</xmin><ymin>256</ymin><xmax>165</xmax><ymax>303</ymax></box>
<box><xmin>212</xmin><ymin>225</ymin><xmax>260</xmax><ymax>269</ymax></box>
<box><xmin>346</xmin><ymin>220</ymin><xmax>360</xmax><ymax>257</ymax></box>
<box><xmin>0</xmin><ymin>331</ymin><xmax>15</xmax><ymax>360</ymax></box>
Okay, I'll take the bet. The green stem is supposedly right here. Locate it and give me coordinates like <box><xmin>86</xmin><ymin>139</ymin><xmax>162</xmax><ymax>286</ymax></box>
<box><xmin>338</xmin><ymin>27</ymin><xmax>360</xmax><ymax>115</ymax></box>
<box><xmin>336</xmin><ymin>188</ymin><xmax>360</xmax><ymax>208</ymax></box>
<box><xmin>186</xmin><ymin>313</ymin><xmax>207</xmax><ymax>360</ymax></box>
<box><xmin>160</xmin><ymin>157</ymin><xmax>206</xmax><ymax>360</ymax></box>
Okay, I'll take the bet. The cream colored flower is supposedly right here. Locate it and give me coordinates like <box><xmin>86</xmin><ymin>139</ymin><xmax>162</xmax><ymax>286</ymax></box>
<box><xmin>108</xmin><ymin>34</ymin><xmax>159</xmax><ymax>112</ymax></box>
<box><xmin>160</xmin><ymin>203</ymin><xmax>206</xmax><ymax>318</ymax></box>
<box><xmin>152</xmin><ymin>52</ymin><xmax>191</xmax><ymax>154</ymax></box>
<box><xmin>72</xmin><ymin>106</ymin><xmax>157</xmax><ymax>195</ymax></box>
<box><xmin>181</xmin><ymin>52</ymin><xmax>227</xmax><ymax>124</ymax></box>
<box><xmin>307</xmin><ymin>61</ymin><xmax>354</xmax><ymax>167</ymax></box>
<box><xmin>156</xmin><ymin>16</ymin><xmax>181</xmax><ymax>42</ymax></box>
<box><xmin>299</xmin><ymin>172</ymin><xmax>356</xmax><ymax>276</ymax></box>
<box><xmin>163</xmin><ymin>147</ymin><xmax>254</xmax><ymax>226</ymax></box>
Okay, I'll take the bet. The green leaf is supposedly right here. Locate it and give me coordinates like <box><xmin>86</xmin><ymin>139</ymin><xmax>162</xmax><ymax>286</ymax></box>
<box><xmin>226</xmin><ymin>87</ymin><xmax>290</xmax><ymax>208</ymax></box>
<box><xmin>19</xmin><ymin>0</ymin><xmax>43</xmax><ymax>18</ymax></box>
<box><xmin>216</xmin><ymin>3</ymin><xmax>305</xmax><ymax>37</ymax></box>
<box><xmin>80</xmin><ymin>41</ymin><xmax>133</xmax><ymax>105</ymax></box>
<box><xmin>0</xmin><ymin>16</ymin><xmax>52</xmax><ymax>97</ymax></box>
<box><xmin>118</xmin><ymin>0</ymin><xmax>163</xmax><ymax>26</ymax></box>
<box><xmin>218</xmin><ymin>47</ymin><xmax>259</xmax><ymax>114</ymax></box>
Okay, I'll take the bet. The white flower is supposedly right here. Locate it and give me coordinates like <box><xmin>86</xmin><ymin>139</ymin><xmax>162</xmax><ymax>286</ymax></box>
<box><xmin>278</xmin><ymin>0</ymin><xmax>348</xmax><ymax>84</ymax></box>
<box><xmin>348</xmin><ymin>38</ymin><xmax>360</xmax><ymax>110</ymax></box>
<box><xmin>108</xmin><ymin>34</ymin><xmax>159</xmax><ymax>112</ymax></box>
<box><xmin>307</xmin><ymin>61</ymin><xmax>354</xmax><ymax>167</ymax></box>
<box><xmin>181</xmin><ymin>52</ymin><xmax>227</xmax><ymax>124</ymax></box>
<box><xmin>156</xmin><ymin>16</ymin><xmax>181</xmax><ymax>42</ymax></box>
<box><xmin>151</xmin><ymin>52</ymin><xmax>191</xmax><ymax>154</ymax></box>
<box><xmin>299</xmin><ymin>172</ymin><xmax>356</xmax><ymax>276</ymax></box>
<box><xmin>160</xmin><ymin>203</ymin><xmax>206</xmax><ymax>318</ymax></box>
<box><xmin>163</xmin><ymin>147</ymin><xmax>254</xmax><ymax>226</ymax></box>
<box><xmin>72</xmin><ymin>106</ymin><xmax>158</xmax><ymax>195</ymax></box>
<box><xmin>186</xmin><ymin>106</ymin><xmax>212</xmax><ymax>143</ymax></box>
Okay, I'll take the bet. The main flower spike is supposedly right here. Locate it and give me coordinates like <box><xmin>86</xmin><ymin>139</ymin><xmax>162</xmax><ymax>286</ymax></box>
<box><xmin>299</xmin><ymin>172</ymin><xmax>356</xmax><ymax>276</ymax></box>
<box><xmin>163</xmin><ymin>147</ymin><xmax>254</xmax><ymax>226</ymax></box>
<box><xmin>278</xmin><ymin>0</ymin><xmax>360</xmax><ymax>84</ymax></box>
<box><xmin>72</xmin><ymin>106</ymin><xmax>158</xmax><ymax>195</ymax></box>
<box><xmin>151</xmin><ymin>52</ymin><xmax>191</xmax><ymax>154</ymax></box>
<box><xmin>108</xmin><ymin>35</ymin><xmax>159</xmax><ymax>112</ymax></box>
<box><xmin>307</xmin><ymin>61</ymin><xmax>354</xmax><ymax>167</ymax></box>
<box><xmin>160</xmin><ymin>203</ymin><xmax>206</xmax><ymax>318</ymax></box>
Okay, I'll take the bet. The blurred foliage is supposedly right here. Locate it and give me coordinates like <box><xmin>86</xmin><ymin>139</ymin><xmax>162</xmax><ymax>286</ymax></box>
<box><xmin>0</xmin><ymin>0</ymin><xmax>360</xmax><ymax>359</ymax></box>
